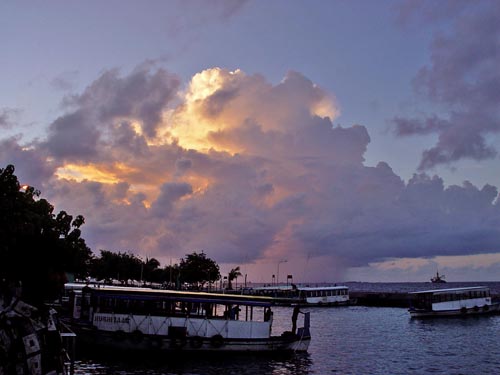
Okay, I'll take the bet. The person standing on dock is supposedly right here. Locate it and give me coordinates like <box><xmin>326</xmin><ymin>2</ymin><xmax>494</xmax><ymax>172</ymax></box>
<box><xmin>291</xmin><ymin>305</ymin><xmax>302</xmax><ymax>334</ymax></box>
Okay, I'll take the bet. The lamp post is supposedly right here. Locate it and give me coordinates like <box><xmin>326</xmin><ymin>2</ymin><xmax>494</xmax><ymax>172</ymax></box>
<box><xmin>276</xmin><ymin>259</ymin><xmax>287</xmax><ymax>286</ymax></box>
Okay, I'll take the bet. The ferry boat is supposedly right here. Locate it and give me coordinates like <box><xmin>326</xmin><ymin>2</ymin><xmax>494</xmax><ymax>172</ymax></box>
<box><xmin>296</xmin><ymin>285</ymin><xmax>351</xmax><ymax>306</ymax></box>
<box><xmin>65</xmin><ymin>285</ymin><xmax>311</xmax><ymax>353</ymax></box>
<box><xmin>251</xmin><ymin>284</ymin><xmax>352</xmax><ymax>306</ymax></box>
<box><xmin>408</xmin><ymin>286</ymin><xmax>500</xmax><ymax>318</ymax></box>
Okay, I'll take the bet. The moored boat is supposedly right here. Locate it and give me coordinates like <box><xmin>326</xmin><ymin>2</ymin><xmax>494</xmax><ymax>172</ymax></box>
<box><xmin>64</xmin><ymin>285</ymin><xmax>310</xmax><ymax>353</ymax></box>
<box><xmin>296</xmin><ymin>285</ymin><xmax>351</xmax><ymax>306</ymax></box>
<box><xmin>251</xmin><ymin>284</ymin><xmax>353</xmax><ymax>306</ymax></box>
<box><xmin>408</xmin><ymin>286</ymin><xmax>500</xmax><ymax>318</ymax></box>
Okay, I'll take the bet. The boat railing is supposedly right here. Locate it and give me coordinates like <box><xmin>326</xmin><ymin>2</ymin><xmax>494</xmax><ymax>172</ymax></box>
<box><xmin>59</xmin><ymin>320</ymin><xmax>76</xmax><ymax>375</ymax></box>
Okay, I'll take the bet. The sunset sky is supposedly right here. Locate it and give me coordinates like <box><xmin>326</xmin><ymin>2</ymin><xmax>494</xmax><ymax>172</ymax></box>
<box><xmin>1</xmin><ymin>0</ymin><xmax>500</xmax><ymax>282</ymax></box>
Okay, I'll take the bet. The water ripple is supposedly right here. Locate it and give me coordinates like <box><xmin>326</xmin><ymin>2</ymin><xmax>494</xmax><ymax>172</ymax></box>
<box><xmin>74</xmin><ymin>304</ymin><xmax>500</xmax><ymax>374</ymax></box>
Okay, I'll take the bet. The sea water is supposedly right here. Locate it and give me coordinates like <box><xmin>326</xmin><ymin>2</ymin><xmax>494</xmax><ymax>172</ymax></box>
<box><xmin>73</xmin><ymin>283</ymin><xmax>500</xmax><ymax>375</ymax></box>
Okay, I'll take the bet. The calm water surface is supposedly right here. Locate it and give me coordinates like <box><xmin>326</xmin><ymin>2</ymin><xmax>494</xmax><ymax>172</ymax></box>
<box><xmin>74</xmin><ymin>304</ymin><xmax>500</xmax><ymax>375</ymax></box>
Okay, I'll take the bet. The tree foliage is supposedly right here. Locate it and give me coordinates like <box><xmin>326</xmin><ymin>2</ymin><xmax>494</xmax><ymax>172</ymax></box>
<box><xmin>179</xmin><ymin>251</ymin><xmax>220</xmax><ymax>288</ymax></box>
<box><xmin>89</xmin><ymin>250</ymin><xmax>141</xmax><ymax>282</ymax></box>
<box><xmin>227</xmin><ymin>266</ymin><xmax>242</xmax><ymax>290</ymax></box>
<box><xmin>89</xmin><ymin>251</ymin><xmax>178</xmax><ymax>285</ymax></box>
<box><xmin>0</xmin><ymin>164</ymin><xmax>92</xmax><ymax>303</ymax></box>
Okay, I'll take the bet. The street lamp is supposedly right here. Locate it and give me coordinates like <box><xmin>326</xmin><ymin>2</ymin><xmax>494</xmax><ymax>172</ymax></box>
<box><xmin>276</xmin><ymin>259</ymin><xmax>287</xmax><ymax>286</ymax></box>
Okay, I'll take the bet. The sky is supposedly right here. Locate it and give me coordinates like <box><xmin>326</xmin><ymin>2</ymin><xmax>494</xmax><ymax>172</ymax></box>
<box><xmin>1</xmin><ymin>0</ymin><xmax>500</xmax><ymax>283</ymax></box>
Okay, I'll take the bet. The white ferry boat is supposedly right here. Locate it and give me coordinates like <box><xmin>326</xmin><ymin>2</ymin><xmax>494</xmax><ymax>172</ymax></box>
<box><xmin>408</xmin><ymin>286</ymin><xmax>500</xmax><ymax>318</ymax></box>
<box><xmin>65</xmin><ymin>285</ymin><xmax>311</xmax><ymax>353</ymax></box>
<box><xmin>251</xmin><ymin>284</ymin><xmax>352</xmax><ymax>306</ymax></box>
<box><xmin>296</xmin><ymin>286</ymin><xmax>351</xmax><ymax>306</ymax></box>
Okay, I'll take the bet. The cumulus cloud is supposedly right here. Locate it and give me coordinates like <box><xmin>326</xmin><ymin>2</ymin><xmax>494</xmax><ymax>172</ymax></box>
<box><xmin>1</xmin><ymin>64</ymin><xmax>499</xmax><ymax>281</ymax></box>
<box><xmin>393</xmin><ymin>0</ymin><xmax>500</xmax><ymax>170</ymax></box>
<box><xmin>0</xmin><ymin>137</ymin><xmax>55</xmax><ymax>190</ymax></box>
<box><xmin>151</xmin><ymin>182</ymin><xmax>193</xmax><ymax>218</ymax></box>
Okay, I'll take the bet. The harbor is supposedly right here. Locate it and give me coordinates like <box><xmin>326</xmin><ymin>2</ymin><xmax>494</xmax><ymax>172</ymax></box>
<box><xmin>241</xmin><ymin>281</ymin><xmax>500</xmax><ymax>308</ymax></box>
<box><xmin>72</xmin><ymin>303</ymin><xmax>500</xmax><ymax>375</ymax></box>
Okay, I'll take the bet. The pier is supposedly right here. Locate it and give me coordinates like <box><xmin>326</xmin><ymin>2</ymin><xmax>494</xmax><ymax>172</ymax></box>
<box><xmin>262</xmin><ymin>291</ymin><xmax>500</xmax><ymax>308</ymax></box>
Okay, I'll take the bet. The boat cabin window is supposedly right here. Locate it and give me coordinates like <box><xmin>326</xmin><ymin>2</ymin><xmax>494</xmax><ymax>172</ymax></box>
<box><xmin>414</xmin><ymin>288</ymin><xmax>489</xmax><ymax>307</ymax></box>
<box><xmin>78</xmin><ymin>289</ymin><xmax>271</xmax><ymax>323</ymax></box>
<box><xmin>430</xmin><ymin>289</ymin><xmax>489</xmax><ymax>304</ymax></box>
<box><xmin>302</xmin><ymin>288</ymin><xmax>347</xmax><ymax>298</ymax></box>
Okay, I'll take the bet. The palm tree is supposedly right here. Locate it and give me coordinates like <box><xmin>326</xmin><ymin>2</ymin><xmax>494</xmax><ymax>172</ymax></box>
<box><xmin>227</xmin><ymin>266</ymin><xmax>242</xmax><ymax>290</ymax></box>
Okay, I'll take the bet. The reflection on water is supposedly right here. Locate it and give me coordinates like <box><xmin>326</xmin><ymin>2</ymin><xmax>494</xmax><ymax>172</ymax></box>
<box><xmin>75</xmin><ymin>353</ymin><xmax>313</xmax><ymax>375</ymax></box>
<box><xmin>74</xmin><ymin>305</ymin><xmax>500</xmax><ymax>375</ymax></box>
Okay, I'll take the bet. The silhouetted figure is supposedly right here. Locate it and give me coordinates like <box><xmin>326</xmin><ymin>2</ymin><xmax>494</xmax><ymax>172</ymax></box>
<box><xmin>264</xmin><ymin>307</ymin><xmax>273</xmax><ymax>322</ymax></box>
<box><xmin>229</xmin><ymin>305</ymin><xmax>241</xmax><ymax>320</ymax></box>
<box><xmin>291</xmin><ymin>305</ymin><xmax>302</xmax><ymax>334</ymax></box>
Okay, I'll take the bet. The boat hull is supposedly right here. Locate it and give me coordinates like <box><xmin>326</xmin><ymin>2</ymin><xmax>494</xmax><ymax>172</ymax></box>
<box><xmin>409</xmin><ymin>303</ymin><xmax>500</xmax><ymax>318</ymax></box>
<box><xmin>71</xmin><ymin>324</ymin><xmax>310</xmax><ymax>353</ymax></box>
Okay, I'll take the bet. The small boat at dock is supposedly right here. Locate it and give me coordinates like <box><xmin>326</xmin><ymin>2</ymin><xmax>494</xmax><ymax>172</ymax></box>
<box><xmin>408</xmin><ymin>286</ymin><xmax>500</xmax><ymax>318</ymax></box>
<box><xmin>64</xmin><ymin>285</ymin><xmax>311</xmax><ymax>353</ymax></box>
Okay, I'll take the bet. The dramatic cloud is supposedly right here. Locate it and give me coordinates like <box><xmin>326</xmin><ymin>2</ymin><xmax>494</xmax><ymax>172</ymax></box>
<box><xmin>0</xmin><ymin>137</ymin><xmax>54</xmax><ymax>190</ymax></box>
<box><xmin>393</xmin><ymin>0</ymin><xmax>500</xmax><ymax>170</ymax></box>
<box><xmin>1</xmin><ymin>64</ymin><xmax>499</xmax><ymax>281</ymax></box>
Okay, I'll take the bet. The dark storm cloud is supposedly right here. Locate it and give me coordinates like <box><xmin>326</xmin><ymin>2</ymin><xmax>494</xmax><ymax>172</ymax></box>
<box><xmin>393</xmin><ymin>0</ymin><xmax>500</xmax><ymax>169</ymax></box>
<box><xmin>292</xmin><ymin>167</ymin><xmax>500</xmax><ymax>267</ymax></box>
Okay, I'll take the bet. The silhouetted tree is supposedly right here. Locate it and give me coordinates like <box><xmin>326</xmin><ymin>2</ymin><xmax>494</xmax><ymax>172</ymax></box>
<box><xmin>143</xmin><ymin>257</ymin><xmax>160</xmax><ymax>281</ymax></box>
<box><xmin>227</xmin><ymin>266</ymin><xmax>242</xmax><ymax>290</ymax></box>
<box><xmin>179</xmin><ymin>251</ymin><xmax>220</xmax><ymax>289</ymax></box>
<box><xmin>0</xmin><ymin>164</ymin><xmax>92</xmax><ymax>304</ymax></box>
<box><xmin>90</xmin><ymin>250</ymin><xmax>143</xmax><ymax>283</ymax></box>
<box><xmin>163</xmin><ymin>264</ymin><xmax>180</xmax><ymax>288</ymax></box>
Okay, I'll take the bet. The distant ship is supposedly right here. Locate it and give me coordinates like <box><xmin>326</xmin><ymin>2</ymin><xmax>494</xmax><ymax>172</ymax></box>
<box><xmin>431</xmin><ymin>271</ymin><xmax>446</xmax><ymax>283</ymax></box>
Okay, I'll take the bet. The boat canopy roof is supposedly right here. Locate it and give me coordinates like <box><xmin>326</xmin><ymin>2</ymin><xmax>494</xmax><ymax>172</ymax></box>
<box><xmin>83</xmin><ymin>286</ymin><xmax>274</xmax><ymax>307</ymax></box>
<box><xmin>252</xmin><ymin>284</ymin><xmax>348</xmax><ymax>292</ymax></box>
<box><xmin>297</xmin><ymin>286</ymin><xmax>348</xmax><ymax>291</ymax></box>
<box><xmin>409</xmin><ymin>286</ymin><xmax>489</xmax><ymax>295</ymax></box>
<box><xmin>252</xmin><ymin>285</ymin><xmax>294</xmax><ymax>291</ymax></box>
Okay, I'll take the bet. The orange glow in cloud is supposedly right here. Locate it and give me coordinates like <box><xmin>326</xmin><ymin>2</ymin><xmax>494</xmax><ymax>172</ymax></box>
<box><xmin>166</xmin><ymin>68</ymin><xmax>242</xmax><ymax>153</ymax></box>
<box><xmin>185</xmin><ymin>175</ymin><xmax>213</xmax><ymax>195</ymax></box>
<box><xmin>310</xmin><ymin>91</ymin><xmax>339</xmax><ymax>119</ymax></box>
<box><xmin>55</xmin><ymin>163</ymin><xmax>139</xmax><ymax>184</ymax></box>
